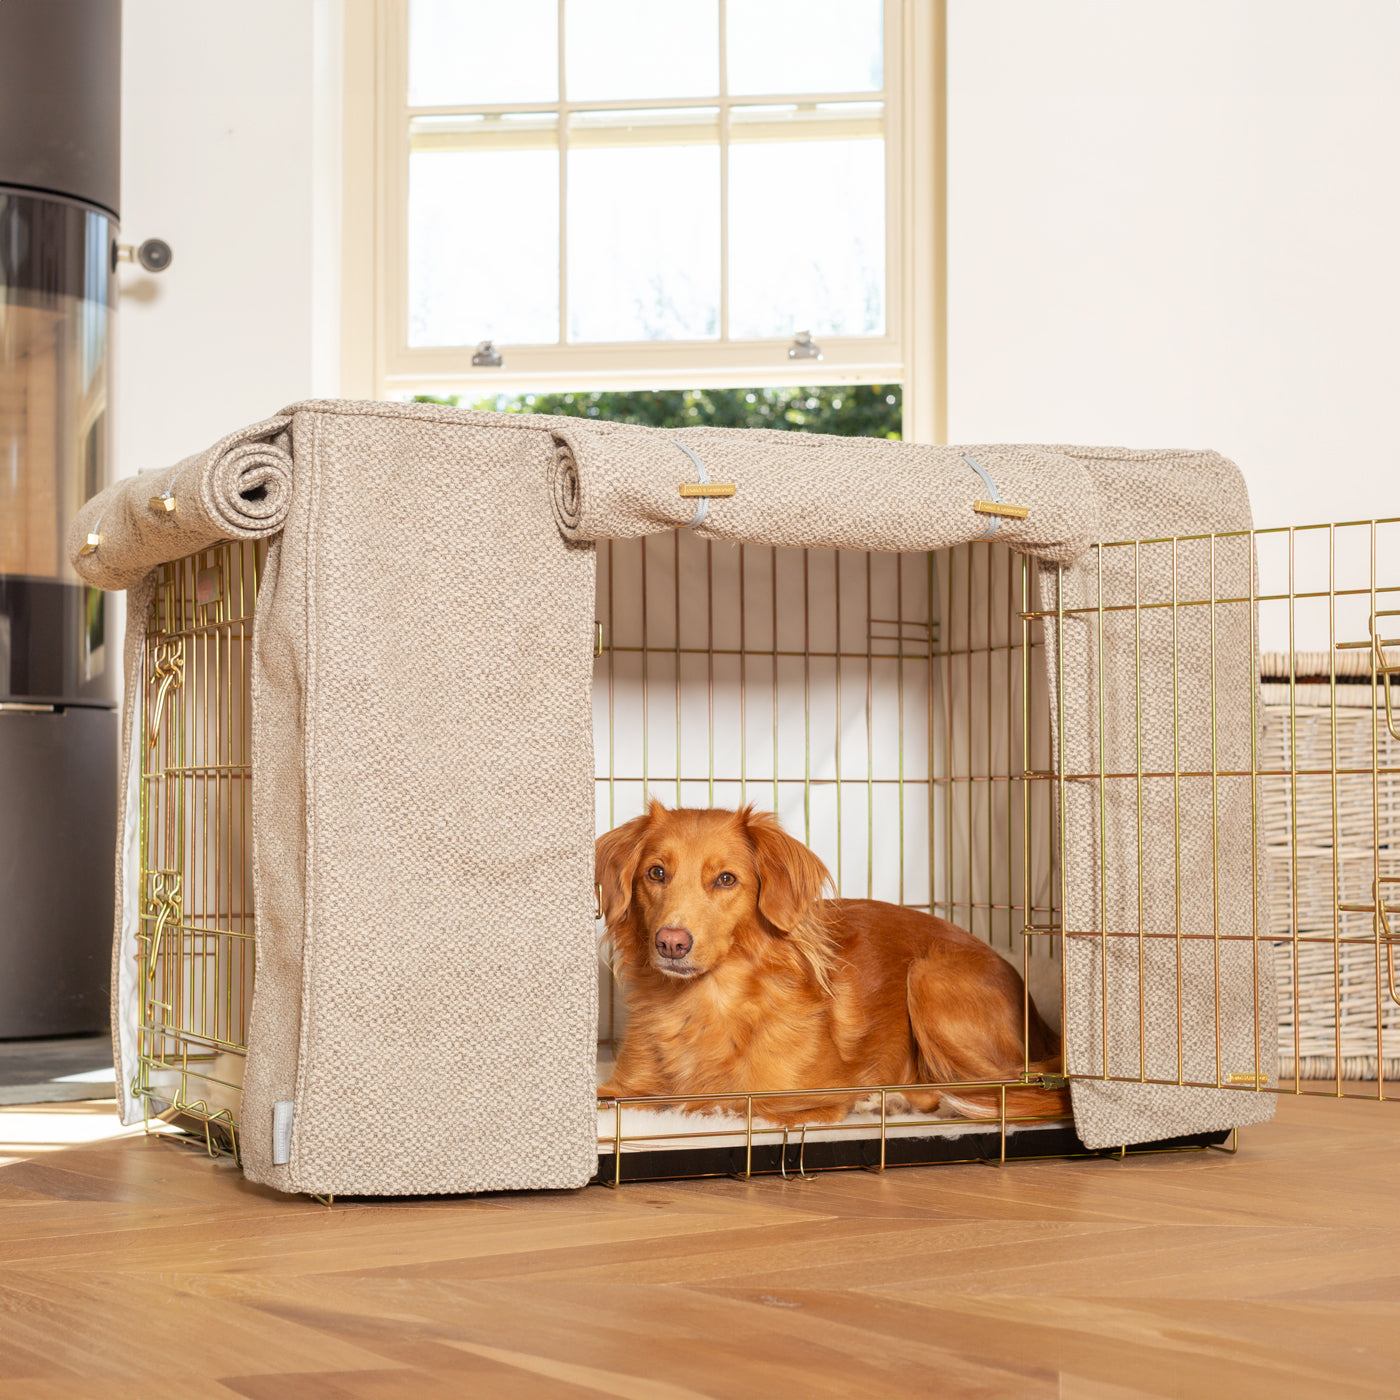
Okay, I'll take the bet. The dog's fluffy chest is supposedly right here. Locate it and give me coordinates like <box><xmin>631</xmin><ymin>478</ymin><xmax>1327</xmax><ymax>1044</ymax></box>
<box><xmin>638</xmin><ymin>965</ymin><xmax>836</xmax><ymax>1094</ymax></box>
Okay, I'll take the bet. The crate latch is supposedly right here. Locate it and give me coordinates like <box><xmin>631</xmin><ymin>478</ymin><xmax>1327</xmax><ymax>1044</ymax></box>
<box><xmin>1369</xmin><ymin>609</ymin><xmax>1400</xmax><ymax>741</ymax></box>
<box><xmin>148</xmin><ymin>640</ymin><xmax>185</xmax><ymax>749</ymax></box>
<box><xmin>1373</xmin><ymin>874</ymin><xmax>1400</xmax><ymax>1008</ymax></box>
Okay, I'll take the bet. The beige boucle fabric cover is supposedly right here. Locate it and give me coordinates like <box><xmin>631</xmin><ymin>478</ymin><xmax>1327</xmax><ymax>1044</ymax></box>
<box><xmin>67</xmin><ymin>415</ymin><xmax>296</xmax><ymax>591</ymax></box>
<box><xmin>242</xmin><ymin>404</ymin><xmax>600</xmax><ymax>1194</ymax></box>
<box><xmin>1038</xmin><ymin>447</ymin><xmax>1278</xmax><ymax>1149</ymax></box>
<box><xmin>107</xmin><ymin>569</ymin><xmax>154</xmax><ymax>1127</ymax></box>
<box><xmin>71</xmin><ymin>401</ymin><xmax>1274</xmax><ymax>1191</ymax></box>
<box><xmin>550</xmin><ymin>420</ymin><xmax>1101</xmax><ymax>561</ymax></box>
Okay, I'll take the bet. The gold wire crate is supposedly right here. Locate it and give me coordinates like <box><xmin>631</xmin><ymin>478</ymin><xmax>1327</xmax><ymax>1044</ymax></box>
<box><xmin>132</xmin><ymin>519</ymin><xmax>1399</xmax><ymax>1182</ymax></box>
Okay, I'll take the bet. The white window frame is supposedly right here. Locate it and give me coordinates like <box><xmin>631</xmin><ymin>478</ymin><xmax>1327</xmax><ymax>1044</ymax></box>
<box><xmin>340</xmin><ymin>0</ymin><xmax>944</xmax><ymax>438</ymax></box>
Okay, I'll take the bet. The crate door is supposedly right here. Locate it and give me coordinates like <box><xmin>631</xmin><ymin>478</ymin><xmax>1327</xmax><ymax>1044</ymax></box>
<box><xmin>135</xmin><ymin>540</ymin><xmax>263</xmax><ymax>1140</ymax></box>
<box><xmin>1045</xmin><ymin>521</ymin><xmax>1400</xmax><ymax>1106</ymax></box>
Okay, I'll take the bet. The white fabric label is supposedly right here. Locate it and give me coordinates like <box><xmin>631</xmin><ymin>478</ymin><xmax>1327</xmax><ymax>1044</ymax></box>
<box><xmin>272</xmin><ymin>1100</ymin><xmax>295</xmax><ymax>1165</ymax></box>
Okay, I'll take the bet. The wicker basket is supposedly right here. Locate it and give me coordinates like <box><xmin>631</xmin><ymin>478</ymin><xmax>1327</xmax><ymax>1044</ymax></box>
<box><xmin>1259</xmin><ymin>652</ymin><xmax>1400</xmax><ymax>1079</ymax></box>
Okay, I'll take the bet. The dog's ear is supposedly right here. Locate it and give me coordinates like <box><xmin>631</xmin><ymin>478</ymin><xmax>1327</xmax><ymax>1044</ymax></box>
<box><xmin>595</xmin><ymin>801</ymin><xmax>664</xmax><ymax>927</ymax></box>
<box><xmin>742</xmin><ymin>806</ymin><xmax>832</xmax><ymax>932</ymax></box>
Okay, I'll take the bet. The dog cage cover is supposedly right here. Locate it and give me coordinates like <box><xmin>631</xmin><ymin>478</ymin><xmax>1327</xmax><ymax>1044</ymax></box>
<box><xmin>69</xmin><ymin>400</ymin><xmax>1277</xmax><ymax>1195</ymax></box>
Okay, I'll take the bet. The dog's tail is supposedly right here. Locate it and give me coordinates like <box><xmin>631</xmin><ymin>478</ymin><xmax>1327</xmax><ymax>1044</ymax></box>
<box><xmin>913</xmin><ymin>995</ymin><xmax>1072</xmax><ymax>1123</ymax></box>
<box><xmin>936</xmin><ymin>1056</ymin><xmax>1071</xmax><ymax>1123</ymax></box>
<box><xmin>939</xmin><ymin>1005</ymin><xmax>1071</xmax><ymax>1121</ymax></box>
<box><xmin>905</xmin><ymin>947</ymin><xmax>1071</xmax><ymax>1124</ymax></box>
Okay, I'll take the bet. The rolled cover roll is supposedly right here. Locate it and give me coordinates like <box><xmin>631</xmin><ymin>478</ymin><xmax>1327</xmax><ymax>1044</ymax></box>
<box><xmin>549</xmin><ymin>420</ymin><xmax>1102</xmax><ymax>563</ymax></box>
<box><xmin>67</xmin><ymin>414</ymin><xmax>294</xmax><ymax>590</ymax></box>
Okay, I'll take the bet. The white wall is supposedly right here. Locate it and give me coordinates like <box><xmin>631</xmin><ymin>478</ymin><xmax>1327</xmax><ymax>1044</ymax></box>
<box><xmin>115</xmin><ymin>0</ymin><xmax>341</xmax><ymax>480</ymax></box>
<box><xmin>946</xmin><ymin>0</ymin><xmax>1400</xmax><ymax>531</ymax></box>
<box><xmin>114</xmin><ymin>0</ymin><xmax>1400</xmax><ymax>526</ymax></box>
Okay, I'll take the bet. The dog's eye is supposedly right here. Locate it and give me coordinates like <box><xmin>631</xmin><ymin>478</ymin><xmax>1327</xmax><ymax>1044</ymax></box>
<box><xmin>646</xmin><ymin>865</ymin><xmax>666</xmax><ymax>882</ymax></box>
<box><xmin>716</xmin><ymin>872</ymin><xmax>737</xmax><ymax>887</ymax></box>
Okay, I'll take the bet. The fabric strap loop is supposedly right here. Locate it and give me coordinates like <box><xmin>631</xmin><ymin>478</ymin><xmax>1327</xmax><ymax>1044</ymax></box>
<box><xmin>961</xmin><ymin>454</ymin><xmax>1003</xmax><ymax>539</ymax></box>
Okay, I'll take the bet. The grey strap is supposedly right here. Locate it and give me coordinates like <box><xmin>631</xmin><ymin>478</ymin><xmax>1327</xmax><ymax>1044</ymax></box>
<box><xmin>147</xmin><ymin>464</ymin><xmax>180</xmax><ymax>515</ymax></box>
<box><xmin>961</xmin><ymin>454</ymin><xmax>1002</xmax><ymax>539</ymax></box>
<box><xmin>672</xmin><ymin>442</ymin><xmax>710</xmax><ymax>529</ymax></box>
<box><xmin>79</xmin><ymin>510</ymin><xmax>105</xmax><ymax>555</ymax></box>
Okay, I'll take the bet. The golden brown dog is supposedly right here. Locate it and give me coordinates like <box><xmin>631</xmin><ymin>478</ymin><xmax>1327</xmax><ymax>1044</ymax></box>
<box><xmin>596</xmin><ymin>801</ymin><xmax>1068</xmax><ymax>1126</ymax></box>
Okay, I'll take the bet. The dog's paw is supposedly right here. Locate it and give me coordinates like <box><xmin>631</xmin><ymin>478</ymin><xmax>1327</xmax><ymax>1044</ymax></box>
<box><xmin>854</xmin><ymin>1091</ymin><xmax>922</xmax><ymax>1115</ymax></box>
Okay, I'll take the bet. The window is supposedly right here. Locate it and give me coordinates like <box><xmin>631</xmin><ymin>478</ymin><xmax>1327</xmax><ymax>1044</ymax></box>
<box><xmin>346</xmin><ymin>0</ymin><xmax>941</xmax><ymax>424</ymax></box>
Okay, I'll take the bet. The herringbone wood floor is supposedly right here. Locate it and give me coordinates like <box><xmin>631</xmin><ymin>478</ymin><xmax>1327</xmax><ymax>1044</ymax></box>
<box><xmin>0</xmin><ymin>1092</ymin><xmax>1396</xmax><ymax>1400</ymax></box>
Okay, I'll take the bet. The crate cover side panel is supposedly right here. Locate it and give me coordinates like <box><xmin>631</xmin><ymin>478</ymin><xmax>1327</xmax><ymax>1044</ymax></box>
<box><xmin>242</xmin><ymin>408</ymin><xmax>599</xmax><ymax>1195</ymax></box>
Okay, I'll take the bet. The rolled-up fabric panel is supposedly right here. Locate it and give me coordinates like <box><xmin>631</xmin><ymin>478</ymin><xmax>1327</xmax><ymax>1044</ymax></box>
<box><xmin>549</xmin><ymin>419</ymin><xmax>1102</xmax><ymax>564</ymax></box>
<box><xmin>66</xmin><ymin>414</ymin><xmax>294</xmax><ymax>590</ymax></box>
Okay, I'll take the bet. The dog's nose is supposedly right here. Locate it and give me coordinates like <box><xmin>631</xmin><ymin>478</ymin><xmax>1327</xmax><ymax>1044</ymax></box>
<box><xmin>655</xmin><ymin>926</ymin><xmax>694</xmax><ymax>960</ymax></box>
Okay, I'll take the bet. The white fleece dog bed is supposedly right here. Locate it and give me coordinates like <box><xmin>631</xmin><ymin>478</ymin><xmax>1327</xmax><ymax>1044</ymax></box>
<box><xmin>596</xmin><ymin>1100</ymin><xmax>1070</xmax><ymax>1154</ymax></box>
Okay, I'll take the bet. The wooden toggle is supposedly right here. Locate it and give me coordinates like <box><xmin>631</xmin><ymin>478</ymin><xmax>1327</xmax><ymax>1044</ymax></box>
<box><xmin>973</xmin><ymin>500</ymin><xmax>1029</xmax><ymax>520</ymax></box>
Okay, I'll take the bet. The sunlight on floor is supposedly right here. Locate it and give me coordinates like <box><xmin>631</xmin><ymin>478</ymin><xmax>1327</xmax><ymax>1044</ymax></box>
<box><xmin>0</xmin><ymin>1099</ymin><xmax>145</xmax><ymax>1165</ymax></box>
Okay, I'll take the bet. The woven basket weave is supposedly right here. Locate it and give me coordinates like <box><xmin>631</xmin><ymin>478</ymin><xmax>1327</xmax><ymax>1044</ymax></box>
<box><xmin>1259</xmin><ymin>653</ymin><xmax>1400</xmax><ymax>1080</ymax></box>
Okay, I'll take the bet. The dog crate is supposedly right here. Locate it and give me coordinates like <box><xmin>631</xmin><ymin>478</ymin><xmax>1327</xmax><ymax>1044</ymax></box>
<box><xmin>131</xmin><ymin>514</ymin><xmax>1400</xmax><ymax>1186</ymax></box>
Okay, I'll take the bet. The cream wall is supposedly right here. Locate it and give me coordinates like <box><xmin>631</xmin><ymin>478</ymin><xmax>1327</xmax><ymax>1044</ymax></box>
<box><xmin>114</xmin><ymin>0</ymin><xmax>1400</xmax><ymax>530</ymax></box>
<box><xmin>115</xmin><ymin>0</ymin><xmax>341</xmax><ymax>480</ymax></box>
<box><xmin>945</xmin><ymin>0</ymin><xmax>1400</xmax><ymax>530</ymax></box>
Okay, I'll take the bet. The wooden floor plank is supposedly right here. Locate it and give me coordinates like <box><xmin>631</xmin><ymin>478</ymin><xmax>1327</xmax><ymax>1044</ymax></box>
<box><xmin>0</xmin><ymin>1094</ymin><xmax>1396</xmax><ymax>1399</ymax></box>
<box><xmin>0</xmin><ymin>1272</ymin><xmax>402</xmax><ymax>1386</ymax></box>
<box><xmin>866</xmin><ymin>1291</ymin><xmax>1400</xmax><ymax>1400</ymax></box>
<box><xmin>232</xmin><ymin>1273</ymin><xmax>1051</xmax><ymax>1400</ymax></box>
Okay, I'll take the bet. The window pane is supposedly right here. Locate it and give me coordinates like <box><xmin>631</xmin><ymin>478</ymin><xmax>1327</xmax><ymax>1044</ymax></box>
<box><xmin>565</xmin><ymin>0</ymin><xmax>718</xmax><ymax>101</ymax></box>
<box><xmin>568</xmin><ymin>110</ymin><xmax>719</xmax><ymax>342</ymax></box>
<box><xmin>728</xmin><ymin>106</ymin><xmax>884</xmax><ymax>339</ymax></box>
<box><xmin>409</xmin><ymin>0</ymin><xmax>558</xmax><ymax>107</ymax></box>
<box><xmin>408</xmin><ymin>119</ymin><xmax>560</xmax><ymax>347</ymax></box>
<box><xmin>727</xmin><ymin>0</ymin><xmax>883</xmax><ymax>96</ymax></box>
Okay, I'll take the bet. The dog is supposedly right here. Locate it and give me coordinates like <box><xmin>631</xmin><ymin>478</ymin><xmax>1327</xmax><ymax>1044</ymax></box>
<box><xmin>596</xmin><ymin>801</ymin><xmax>1068</xmax><ymax>1127</ymax></box>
